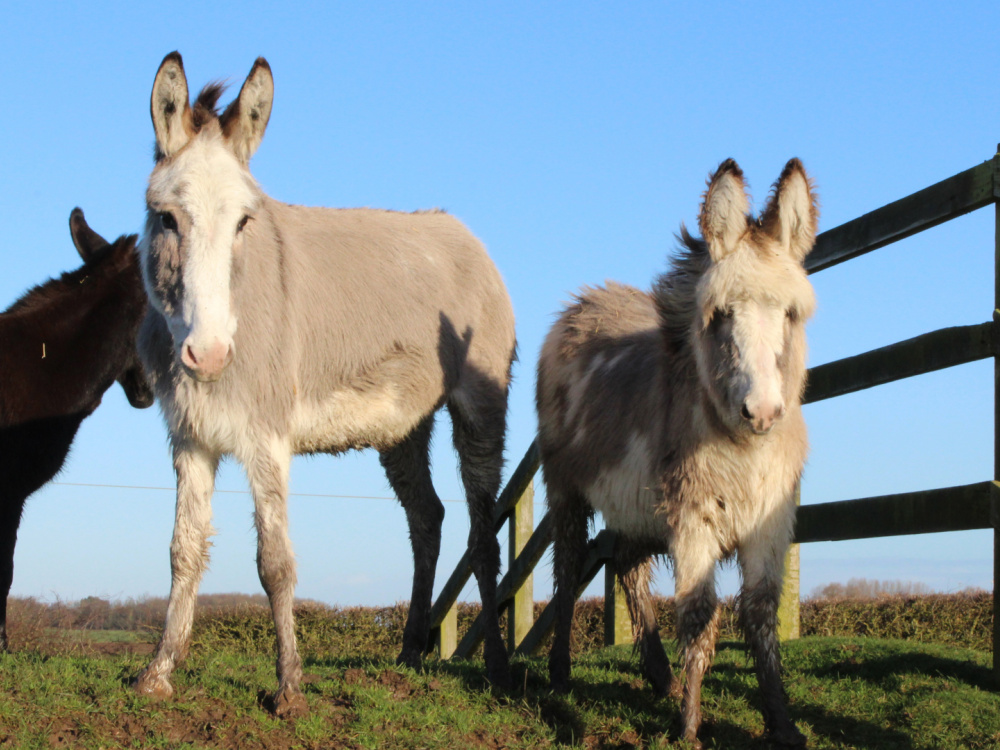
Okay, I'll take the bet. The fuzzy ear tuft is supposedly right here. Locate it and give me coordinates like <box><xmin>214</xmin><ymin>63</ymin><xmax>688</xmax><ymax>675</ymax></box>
<box><xmin>68</xmin><ymin>207</ymin><xmax>110</xmax><ymax>261</ymax></box>
<box><xmin>151</xmin><ymin>51</ymin><xmax>193</xmax><ymax>159</ymax></box>
<box><xmin>220</xmin><ymin>57</ymin><xmax>273</xmax><ymax>164</ymax></box>
<box><xmin>698</xmin><ymin>158</ymin><xmax>750</xmax><ymax>261</ymax></box>
<box><xmin>760</xmin><ymin>158</ymin><xmax>818</xmax><ymax>262</ymax></box>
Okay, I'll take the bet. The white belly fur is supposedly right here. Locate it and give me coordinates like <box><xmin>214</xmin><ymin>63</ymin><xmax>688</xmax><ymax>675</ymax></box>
<box><xmin>583</xmin><ymin>432</ymin><xmax>670</xmax><ymax>539</ymax></box>
<box><xmin>290</xmin><ymin>384</ymin><xmax>424</xmax><ymax>454</ymax></box>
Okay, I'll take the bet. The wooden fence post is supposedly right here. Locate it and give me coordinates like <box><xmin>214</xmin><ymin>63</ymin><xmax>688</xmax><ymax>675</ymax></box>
<box><xmin>438</xmin><ymin>604</ymin><xmax>457</xmax><ymax>659</ymax></box>
<box><xmin>603</xmin><ymin>563</ymin><xmax>631</xmax><ymax>646</ymax></box>
<box><xmin>507</xmin><ymin>478</ymin><xmax>534</xmax><ymax>652</ymax></box>
<box><xmin>778</xmin><ymin>482</ymin><xmax>801</xmax><ymax>641</ymax></box>
<box><xmin>993</xmin><ymin>167</ymin><xmax>1000</xmax><ymax>681</ymax></box>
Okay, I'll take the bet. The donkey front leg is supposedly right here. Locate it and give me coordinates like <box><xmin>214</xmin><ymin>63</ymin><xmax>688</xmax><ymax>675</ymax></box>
<box><xmin>614</xmin><ymin>544</ymin><xmax>679</xmax><ymax>698</ymax></box>
<box><xmin>0</xmin><ymin>507</ymin><xmax>21</xmax><ymax>653</ymax></box>
<box><xmin>738</xmin><ymin>524</ymin><xmax>806</xmax><ymax>748</ymax></box>
<box><xmin>135</xmin><ymin>443</ymin><xmax>218</xmax><ymax>699</ymax></box>
<box><xmin>245</xmin><ymin>436</ymin><xmax>305</xmax><ymax>717</ymax></box>
<box><xmin>673</xmin><ymin>530</ymin><xmax>721</xmax><ymax>747</ymax></box>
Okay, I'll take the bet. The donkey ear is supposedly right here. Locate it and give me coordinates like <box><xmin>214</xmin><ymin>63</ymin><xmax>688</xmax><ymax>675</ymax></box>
<box><xmin>68</xmin><ymin>208</ymin><xmax>110</xmax><ymax>262</ymax></box>
<box><xmin>760</xmin><ymin>158</ymin><xmax>818</xmax><ymax>262</ymax></box>
<box><xmin>698</xmin><ymin>158</ymin><xmax>750</xmax><ymax>261</ymax></box>
<box><xmin>220</xmin><ymin>57</ymin><xmax>273</xmax><ymax>164</ymax></box>
<box><xmin>151</xmin><ymin>51</ymin><xmax>192</xmax><ymax>159</ymax></box>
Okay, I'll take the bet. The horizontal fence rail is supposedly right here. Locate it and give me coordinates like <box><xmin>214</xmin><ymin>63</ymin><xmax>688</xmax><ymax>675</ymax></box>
<box><xmin>430</xmin><ymin>149</ymin><xmax>1000</xmax><ymax>675</ymax></box>
<box><xmin>803</xmin><ymin>322</ymin><xmax>994</xmax><ymax>404</ymax></box>
<box><xmin>795</xmin><ymin>482</ymin><xmax>1000</xmax><ymax>543</ymax></box>
<box><xmin>807</xmin><ymin>156</ymin><xmax>1000</xmax><ymax>273</ymax></box>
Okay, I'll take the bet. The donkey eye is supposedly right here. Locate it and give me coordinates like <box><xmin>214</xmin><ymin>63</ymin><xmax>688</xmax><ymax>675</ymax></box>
<box><xmin>713</xmin><ymin>307</ymin><xmax>733</xmax><ymax>322</ymax></box>
<box><xmin>236</xmin><ymin>214</ymin><xmax>252</xmax><ymax>234</ymax></box>
<box><xmin>158</xmin><ymin>212</ymin><xmax>178</xmax><ymax>232</ymax></box>
<box><xmin>707</xmin><ymin>307</ymin><xmax>732</xmax><ymax>334</ymax></box>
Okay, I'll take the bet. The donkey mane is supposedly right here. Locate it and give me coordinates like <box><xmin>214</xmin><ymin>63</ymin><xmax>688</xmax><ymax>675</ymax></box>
<box><xmin>6</xmin><ymin>235</ymin><xmax>139</xmax><ymax>316</ymax></box>
<box><xmin>653</xmin><ymin>226</ymin><xmax>710</xmax><ymax>357</ymax></box>
<box><xmin>192</xmin><ymin>83</ymin><xmax>227</xmax><ymax>130</ymax></box>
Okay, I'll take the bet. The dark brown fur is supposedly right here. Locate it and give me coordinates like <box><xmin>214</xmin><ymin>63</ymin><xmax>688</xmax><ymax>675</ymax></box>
<box><xmin>0</xmin><ymin>209</ymin><xmax>153</xmax><ymax>650</ymax></box>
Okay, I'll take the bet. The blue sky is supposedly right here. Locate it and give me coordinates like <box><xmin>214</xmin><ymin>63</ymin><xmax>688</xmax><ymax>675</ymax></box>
<box><xmin>2</xmin><ymin>2</ymin><xmax>1000</xmax><ymax>607</ymax></box>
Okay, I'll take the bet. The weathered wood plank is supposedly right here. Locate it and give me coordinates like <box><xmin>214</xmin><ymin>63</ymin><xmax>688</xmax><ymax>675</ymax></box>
<box><xmin>507</xmin><ymin>479</ymin><xmax>535</xmax><ymax>652</ymax></box>
<box><xmin>777</xmin><ymin>483</ymin><xmax>801</xmax><ymax>642</ymax></box>
<box><xmin>453</xmin><ymin>512</ymin><xmax>554</xmax><ymax>658</ymax></box>
<box><xmin>437</xmin><ymin>605</ymin><xmax>457</xmax><ymax>659</ymax></box>
<box><xmin>428</xmin><ymin>441</ymin><xmax>540</xmax><ymax>636</ymax></box>
<box><xmin>992</xmin><ymin>201</ymin><xmax>1000</xmax><ymax>679</ymax></box>
<box><xmin>514</xmin><ymin>530</ymin><xmax>617</xmax><ymax>657</ymax></box>
<box><xmin>807</xmin><ymin>157</ymin><xmax>998</xmax><ymax>273</ymax></box>
<box><xmin>794</xmin><ymin>482</ymin><xmax>998</xmax><ymax>544</ymax></box>
<box><xmin>604</xmin><ymin>565</ymin><xmax>631</xmax><ymax>647</ymax></box>
<box><xmin>803</xmin><ymin>322</ymin><xmax>993</xmax><ymax>405</ymax></box>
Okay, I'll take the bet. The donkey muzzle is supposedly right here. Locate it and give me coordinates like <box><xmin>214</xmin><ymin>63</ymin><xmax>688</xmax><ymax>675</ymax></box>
<box><xmin>180</xmin><ymin>337</ymin><xmax>234</xmax><ymax>382</ymax></box>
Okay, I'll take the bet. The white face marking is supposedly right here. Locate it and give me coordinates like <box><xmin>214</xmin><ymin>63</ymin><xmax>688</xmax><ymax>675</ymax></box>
<box><xmin>696</xmin><ymin>293</ymin><xmax>789</xmax><ymax>435</ymax></box>
<box><xmin>142</xmin><ymin>129</ymin><xmax>260</xmax><ymax>379</ymax></box>
<box><xmin>731</xmin><ymin>298</ymin><xmax>786</xmax><ymax>429</ymax></box>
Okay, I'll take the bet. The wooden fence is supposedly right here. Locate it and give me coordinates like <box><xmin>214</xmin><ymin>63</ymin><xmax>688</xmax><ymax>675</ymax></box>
<box><xmin>429</xmin><ymin>148</ymin><xmax>1000</xmax><ymax>673</ymax></box>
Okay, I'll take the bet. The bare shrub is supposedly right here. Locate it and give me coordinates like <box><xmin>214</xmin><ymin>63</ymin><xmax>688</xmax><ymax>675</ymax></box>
<box><xmin>809</xmin><ymin>578</ymin><xmax>933</xmax><ymax>600</ymax></box>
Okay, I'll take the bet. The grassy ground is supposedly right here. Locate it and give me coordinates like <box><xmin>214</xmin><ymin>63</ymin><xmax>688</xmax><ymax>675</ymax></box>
<box><xmin>0</xmin><ymin>633</ymin><xmax>996</xmax><ymax>749</ymax></box>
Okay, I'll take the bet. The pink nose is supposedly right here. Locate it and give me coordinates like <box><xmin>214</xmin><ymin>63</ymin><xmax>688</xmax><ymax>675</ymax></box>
<box><xmin>741</xmin><ymin>402</ymin><xmax>785</xmax><ymax>434</ymax></box>
<box><xmin>181</xmin><ymin>338</ymin><xmax>233</xmax><ymax>382</ymax></box>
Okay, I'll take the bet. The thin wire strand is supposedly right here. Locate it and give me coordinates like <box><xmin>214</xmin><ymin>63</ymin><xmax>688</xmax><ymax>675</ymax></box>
<box><xmin>50</xmin><ymin>481</ymin><xmax>466</xmax><ymax>504</ymax></box>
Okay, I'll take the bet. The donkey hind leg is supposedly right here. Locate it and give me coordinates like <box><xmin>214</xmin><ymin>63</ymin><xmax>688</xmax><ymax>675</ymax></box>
<box><xmin>547</xmin><ymin>488</ymin><xmax>591</xmax><ymax>692</ymax></box>
<box><xmin>673</xmin><ymin>529</ymin><xmax>722</xmax><ymax>747</ymax></box>
<box><xmin>614</xmin><ymin>545</ymin><xmax>679</xmax><ymax>698</ymax></box>
<box><xmin>738</xmin><ymin>529</ymin><xmax>806</xmax><ymax>748</ymax></box>
<box><xmin>379</xmin><ymin>415</ymin><xmax>444</xmax><ymax>670</ymax></box>
<box><xmin>245</xmin><ymin>436</ymin><xmax>305</xmax><ymax>717</ymax></box>
<box><xmin>135</xmin><ymin>444</ymin><xmax>218</xmax><ymax>699</ymax></box>
<box><xmin>0</xmin><ymin>506</ymin><xmax>21</xmax><ymax>653</ymax></box>
<box><xmin>448</xmin><ymin>391</ymin><xmax>511</xmax><ymax>688</ymax></box>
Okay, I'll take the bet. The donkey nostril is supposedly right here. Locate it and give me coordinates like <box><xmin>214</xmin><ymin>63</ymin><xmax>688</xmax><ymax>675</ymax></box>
<box><xmin>741</xmin><ymin>403</ymin><xmax>752</xmax><ymax>421</ymax></box>
<box><xmin>182</xmin><ymin>343</ymin><xmax>199</xmax><ymax>369</ymax></box>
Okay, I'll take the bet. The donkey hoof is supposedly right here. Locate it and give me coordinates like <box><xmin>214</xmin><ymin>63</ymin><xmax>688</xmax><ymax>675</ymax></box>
<box><xmin>395</xmin><ymin>648</ymin><xmax>423</xmax><ymax>670</ymax></box>
<box><xmin>768</xmin><ymin>724</ymin><xmax>807</xmax><ymax>748</ymax></box>
<box><xmin>548</xmin><ymin>675</ymin><xmax>571</xmax><ymax>694</ymax></box>
<box><xmin>269</xmin><ymin>687</ymin><xmax>308</xmax><ymax>719</ymax></box>
<box><xmin>485</xmin><ymin>649</ymin><xmax>512</xmax><ymax>690</ymax></box>
<box><xmin>680</xmin><ymin>730</ymin><xmax>703</xmax><ymax>750</ymax></box>
<box><xmin>487</xmin><ymin>663</ymin><xmax>513</xmax><ymax>691</ymax></box>
<box><xmin>667</xmin><ymin>677</ymin><xmax>684</xmax><ymax>701</ymax></box>
<box><xmin>647</xmin><ymin>671</ymin><xmax>682</xmax><ymax>699</ymax></box>
<box><xmin>548</xmin><ymin>660</ymin><xmax>571</xmax><ymax>694</ymax></box>
<box><xmin>133</xmin><ymin>674</ymin><xmax>174</xmax><ymax>701</ymax></box>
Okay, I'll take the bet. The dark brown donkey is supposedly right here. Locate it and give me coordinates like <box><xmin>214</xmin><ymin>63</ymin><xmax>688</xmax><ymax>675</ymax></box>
<box><xmin>0</xmin><ymin>209</ymin><xmax>154</xmax><ymax>650</ymax></box>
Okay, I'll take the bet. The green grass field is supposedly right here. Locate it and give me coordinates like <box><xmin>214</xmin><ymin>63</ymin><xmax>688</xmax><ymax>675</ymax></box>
<box><xmin>0</xmin><ymin>632</ymin><xmax>996</xmax><ymax>749</ymax></box>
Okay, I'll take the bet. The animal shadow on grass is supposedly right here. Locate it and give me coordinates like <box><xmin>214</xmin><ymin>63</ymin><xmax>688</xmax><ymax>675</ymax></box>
<box><xmin>802</xmin><ymin>648</ymin><xmax>995</xmax><ymax>693</ymax></box>
<box><xmin>514</xmin><ymin>649</ymin><xmax>761</xmax><ymax>748</ymax></box>
<box><xmin>715</xmin><ymin>642</ymin><xmax>920</xmax><ymax>750</ymax></box>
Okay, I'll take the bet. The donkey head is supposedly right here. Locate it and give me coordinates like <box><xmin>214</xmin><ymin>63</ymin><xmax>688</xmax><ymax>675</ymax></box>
<box><xmin>139</xmin><ymin>52</ymin><xmax>273</xmax><ymax>382</ymax></box>
<box><xmin>693</xmin><ymin>159</ymin><xmax>817</xmax><ymax>435</ymax></box>
<box><xmin>68</xmin><ymin>208</ymin><xmax>155</xmax><ymax>409</ymax></box>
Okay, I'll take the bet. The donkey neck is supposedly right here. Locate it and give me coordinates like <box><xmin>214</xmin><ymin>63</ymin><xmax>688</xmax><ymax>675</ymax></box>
<box><xmin>0</xmin><ymin>276</ymin><xmax>138</xmax><ymax>425</ymax></box>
